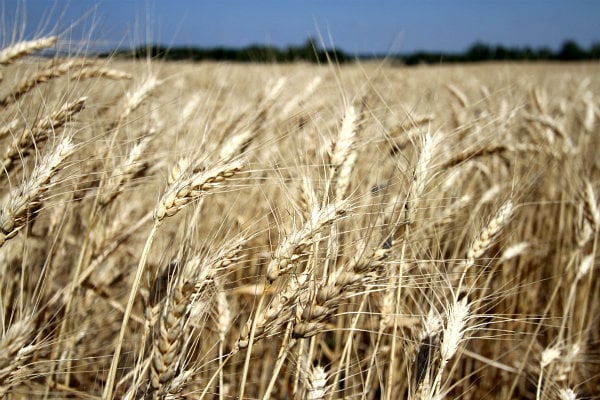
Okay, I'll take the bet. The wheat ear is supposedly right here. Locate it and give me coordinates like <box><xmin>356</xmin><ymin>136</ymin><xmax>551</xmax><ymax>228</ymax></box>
<box><xmin>148</xmin><ymin>277</ymin><xmax>194</xmax><ymax>399</ymax></box>
<box><xmin>121</xmin><ymin>76</ymin><xmax>160</xmax><ymax>121</ymax></box>
<box><xmin>306</xmin><ymin>364</ymin><xmax>328</xmax><ymax>400</ymax></box>
<box><xmin>99</xmin><ymin>131</ymin><xmax>155</xmax><ymax>207</ymax></box>
<box><xmin>406</xmin><ymin>130</ymin><xmax>439</xmax><ymax>226</ymax></box>
<box><xmin>446</xmin><ymin>84</ymin><xmax>469</xmax><ymax>108</ymax></box>
<box><xmin>73</xmin><ymin>67</ymin><xmax>132</xmax><ymax>81</ymax></box>
<box><xmin>1</xmin><ymin>96</ymin><xmax>85</xmax><ymax>173</ymax></box>
<box><xmin>238</xmin><ymin>199</ymin><xmax>345</xmax><ymax>399</ymax></box>
<box><xmin>0</xmin><ymin>36</ymin><xmax>58</xmax><ymax>65</ymax></box>
<box><xmin>328</xmin><ymin>104</ymin><xmax>364</xmax><ymax>202</ymax></box>
<box><xmin>0</xmin><ymin>137</ymin><xmax>74</xmax><ymax>247</ymax></box>
<box><xmin>428</xmin><ymin>298</ymin><xmax>470</xmax><ymax>398</ymax></box>
<box><xmin>265</xmin><ymin>201</ymin><xmax>346</xmax><ymax>282</ymax></box>
<box><xmin>559</xmin><ymin>388</ymin><xmax>578</xmax><ymax>400</ymax></box>
<box><xmin>0</xmin><ymin>119</ymin><xmax>19</xmax><ymax>140</ymax></box>
<box><xmin>0</xmin><ymin>59</ymin><xmax>91</xmax><ymax>107</ymax></box>
<box><xmin>0</xmin><ymin>319</ymin><xmax>36</xmax><ymax>396</ymax></box>
<box><xmin>457</xmin><ymin>199</ymin><xmax>513</xmax><ymax>292</ymax></box>
<box><xmin>103</xmin><ymin>158</ymin><xmax>245</xmax><ymax>399</ymax></box>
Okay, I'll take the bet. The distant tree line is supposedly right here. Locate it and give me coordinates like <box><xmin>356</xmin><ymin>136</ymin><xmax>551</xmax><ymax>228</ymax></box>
<box><xmin>102</xmin><ymin>39</ymin><xmax>600</xmax><ymax>64</ymax></box>
<box><xmin>105</xmin><ymin>38</ymin><xmax>347</xmax><ymax>63</ymax></box>
<box><xmin>400</xmin><ymin>40</ymin><xmax>600</xmax><ymax>65</ymax></box>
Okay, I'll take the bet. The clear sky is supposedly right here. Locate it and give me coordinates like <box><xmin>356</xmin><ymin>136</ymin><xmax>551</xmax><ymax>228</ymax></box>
<box><xmin>3</xmin><ymin>0</ymin><xmax>600</xmax><ymax>55</ymax></box>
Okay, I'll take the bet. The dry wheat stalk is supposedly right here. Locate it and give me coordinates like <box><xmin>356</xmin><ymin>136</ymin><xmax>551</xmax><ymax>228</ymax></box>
<box><xmin>0</xmin><ymin>36</ymin><xmax>58</xmax><ymax>65</ymax></box>
<box><xmin>121</xmin><ymin>76</ymin><xmax>160</xmax><ymax>121</ymax></box>
<box><xmin>501</xmin><ymin>241</ymin><xmax>530</xmax><ymax>261</ymax></box>
<box><xmin>148</xmin><ymin>277</ymin><xmax>194</xmax><ymax>398</ymax></box>
<box><xmin>293</xmin><ymin>271</ymin><xmax>367</xmax><ymax>339</ymax></box>
<box><xmin>327</xmin><ymin>103</ymin><xmax>365</xmax><ymax>203</ymax></box>
<box><xmin>334</xmin><ymin>147</ymin><xmax>358</xmax><ymax>202</ymax></box>
<box><xmin>0</xmin><ymin>136</ymin><xmax>74</xmax><ymax>247</ymax></box>
<box><xmin>348</xmin><ymin>242</ymin><xmax>391</xmax><ymax>275</ymax></box>
<box><xmin>440</xmin><ymin>298</ymin><xmax>470</xmax><ymax>363</ymax></box>
<box><xmin>105</xmin><ymin>157</ymin><xmax>245</xmax><ymax>399</ymax></box>
<box><xmin>422</xmin><ymin>298</ymin><xmax>471</xmax><ymax>399</ymax></box>
<box><xmin>406</xmin><ymin>130</ymin><xmax>439</xmax><ymax>225</ymax></box>
<box><xmin>0</xmin><ymin>119</ymin><xmax>18</xmax><ymax>140</ymax></box>
<box><xmin>252</xmin><ymin>76</ymin><xmax>286</xmax><ymax>125</ymax></box>
<box><xmin>215</xmin><ymin>288</ymin><xmax>230</xmax><ymax>400</ymax></box>
<box><xmin>281</xmin><ymin>75</ymin><xmax>322</xmax><ymax>117</ymax></box>
<box><xmin>0</xmin><ymin>41</ymin><xmax>597</xmax><ymax>399</ymax></box>
<box><xmin>0</xmin><ymin>319</ymin><xmax>36</xmax><ymax>395</ymax></box>
<box><xmin>217</xmin><ymin>129</ymin><xmax>254</xmax><ymax>163</ymax></box>
<box><xmin>579</xmin><ymin>179</ymin><xmax>600</xmax><ymax>232</ymax></box>
<box><xmin>73</xmin><ymin>67</ymin><xmax>132</xmax><ymax>81</ymax></box>
<box><xmin>524</xmin><ymin>113</ymin><xmax>574</xmax><ymax>151</ymax></box>
<box><xmin>0</xmin><ymin>59</ymin><xmax>91</xmax><ymax>106</ymax></box>
<box><xmin>582</xmin><ymin>91</ymin><xmax>596</xmax><ymax>133</ymax></box>
<box><xmin>146</xmin><ymin>235</ymin><xmax>242</xmax><ymax>398</ymax></box>
<box><xmin>529</xmin><ymin>87</ymin><xmax>547</xmax><ymax>114</ymax></box>
<box><xmin>559</xmin><ymin>388</ymin><xmax>578</xmax><ymax>400</ymax></box>
<box><xmin>154</xmin><ymin>157</ymin><xmax>245</xmax><ymax>222</ymax></box>
<box><xmin>446</xmin><ymin>84</ymin><xmax>469</xmax><ymax>108</ymax></box>
<box><xmin>537</xmin><ymin>345</ymin><xmax>562</xmax><ymax>399</ymax></box>
<box><xmin>414</xmin><ymin>310</ymin><xmax>443</xmax><ymax>391</ymax></box>
<box><xmin>237</xmin><ymin>272</ymin><xmax>310</xmax><ymax>349</ymax></box>
<box><xmin>99</xmin><ymin>131</ymin><xmax>155</xmax><ymax>207</ymax></box>
<box><xmin>296</xmin><ymin>175</ymin><xmax>319</xmax><ymax>221</ymax></box>
<box><xmin>462</xmin><ymin>199</ymin><xmax>513</xmax><ymax>273</ymax></box>
<box><xmin>265</xmin><ymin>200</ymin><xmax>346</xmax><ymax>282</ymax></box>
<box><xmin>306</xmin><ymin>364</ymin><xmax>328</xmax><ymax>400</ymax></box>
<box><xmin>292</xmin><ymin>239</ymin><xmax>389</xmax><ymax>340</ymax></box>
<box><xmin>1</xmin><ymin>96</ymin><xmax>85</xmax><ymax>172</ymax></box>
<box><xmin>329</xmin><ymin>105</ymin><xmax>359</xmax><ymax>168</ymax></box>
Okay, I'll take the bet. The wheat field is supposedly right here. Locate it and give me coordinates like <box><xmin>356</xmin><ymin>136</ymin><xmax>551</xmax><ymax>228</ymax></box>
<box><xmin>0</xmin><ymin>37</ymin><xmax>599</xmax><ymax>399</ymax></box>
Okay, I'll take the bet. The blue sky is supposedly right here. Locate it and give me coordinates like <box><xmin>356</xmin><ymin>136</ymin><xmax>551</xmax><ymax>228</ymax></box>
<box><xmin>3</xmin><ymin>1</ymin><xmax>600</xmax><ymax>55</ymax></box>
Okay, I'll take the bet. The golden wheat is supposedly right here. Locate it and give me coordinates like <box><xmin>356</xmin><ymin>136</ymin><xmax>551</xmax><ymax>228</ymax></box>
<box><xmin>0</xmin><ymin>33</ymin><xmax>598</xmax><ymax>400</ymax></box>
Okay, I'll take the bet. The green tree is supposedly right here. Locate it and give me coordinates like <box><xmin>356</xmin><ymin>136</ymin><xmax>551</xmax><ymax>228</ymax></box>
<box><xmin>558</xmin><ymin>40</ymin><xmax>586</xmax><ymax>60</ymax></box>
<box><xmin>590</xmin><ymin>42</ymin><xmax>600</xmax><ymax>60</ymax></box>
<box><xmin>466</xmin><ymin>42</ymin><xmax>491</xmax><ymax>61</ymax></box>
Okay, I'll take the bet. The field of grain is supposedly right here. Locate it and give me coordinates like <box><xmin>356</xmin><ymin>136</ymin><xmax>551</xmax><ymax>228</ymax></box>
<box><xmin>1</xmin><ymin>38</ymin><xmax>599</xmax><ymax>399</ymax></box>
